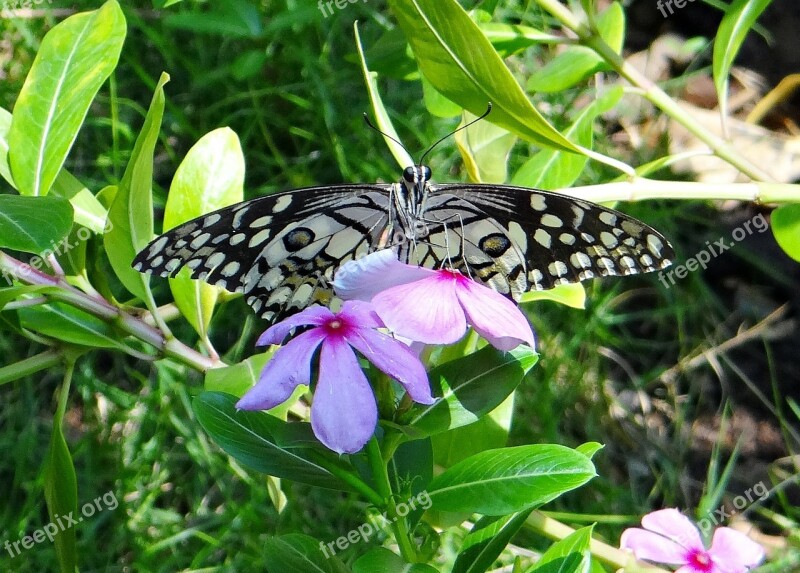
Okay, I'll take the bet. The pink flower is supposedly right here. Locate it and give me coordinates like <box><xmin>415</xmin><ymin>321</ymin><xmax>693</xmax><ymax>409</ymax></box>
<box><xmin>236</xmin><ymin>301</ymin><xmax>433</xmax><ymax>454</ymax></box>
<box><xmin>620</xmin><ymin>508</ymin><xmax>765</xmax><ymax>573</ymax></box>
<box><xmin>333</xmin><ymin>250</ymin><xmax>535</xmax><ymax>351</ymax></box>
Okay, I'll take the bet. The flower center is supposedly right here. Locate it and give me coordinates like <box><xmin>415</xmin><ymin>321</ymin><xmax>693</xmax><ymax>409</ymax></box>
<box><xmin>322</xmin><ymin>317</ymin><xmax>350</xmax><ymax>337</ymax></box>
<box><xmin>686</xmin><ymin>548</ymin><xmax>713</xmax><ymax>572</ymax></box>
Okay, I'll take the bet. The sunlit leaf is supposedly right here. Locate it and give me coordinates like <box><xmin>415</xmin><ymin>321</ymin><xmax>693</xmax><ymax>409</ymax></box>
<box><xmin>772</xmin><ymin>203</ymin><xmax>800</xmax><ymax>262</ymax></box>
<box><xmin>0</xmin><ymin>195</ymin><xmax>73</xmax><ymax>254</ymax></box>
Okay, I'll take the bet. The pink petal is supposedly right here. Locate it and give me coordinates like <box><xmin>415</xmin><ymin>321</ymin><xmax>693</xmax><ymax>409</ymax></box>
<box><xmin>642</xmin><ymin>509</ymin><xmax>705</xmax><ymax>552</ymax></box>
<box><xmin>237</xmin><ymin>329</ymin><xmax>325</xmax><ymax>410</ymax></box>
<box><xmin>333</xmin><ymin>249</ymin><xmax>432</xmax><ymax>301</ymax></box>
<box><xmin>338</xmin><ymin>300</ymin><xmax>385</xmax><ymax>330</ymax></box>
<box><xmin>620</xmin><ymin>527</ymin><xmax>688</xmax><ymax>565</ymax></box>
<box><xmin>344</xmin><ymin>327</ymin><xmax>434</xmax><ymax>405</ymax></box>
<box><xmin>372</xmin><ymin>274</ymin><xmax>467</xmax><ymax>345</ymax></box>
<box><xmin>456</xmin><ymin>276</ymin><xmax>536</xmax><ymax>351</ymax></box>
<box><xmin>311</xmin><ymin>338</ymin><xmax>378</xmax><ymax>454</ymax></box>
<box><xmin>256</xmin><ymin>305</ymin><xmax>333</xmax><ymax>346</ymax></box>
<box><xmin>708</xmin><ymin>528</ymin><xmax>765</xmax><ymax>572</ymax></box>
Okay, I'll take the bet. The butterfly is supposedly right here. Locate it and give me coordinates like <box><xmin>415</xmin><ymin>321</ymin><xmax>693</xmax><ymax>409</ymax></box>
<box><xmin>132</xmin><ymin>163</ymin><xmax>674</xmax><ymax>322</ymax></box>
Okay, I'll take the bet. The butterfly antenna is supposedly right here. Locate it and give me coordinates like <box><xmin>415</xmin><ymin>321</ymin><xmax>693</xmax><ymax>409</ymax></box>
<box><xmin>418</xmin><ymin>102</ymin><xmax>492</xmax><ymax>166</ymax></box>
<box><xmin>363</xmin><ymin>113</ymin><xmax>413</xmax><ymax>159</ymax></box>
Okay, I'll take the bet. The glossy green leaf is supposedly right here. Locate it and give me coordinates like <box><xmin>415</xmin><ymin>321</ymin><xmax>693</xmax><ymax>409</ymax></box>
<box><xmin>387</xmin><ymin>0</ymin><xmax>580</xmax><ymax>152</ymax></box>
<box><xmin>105</xmin><ymin>73</ymin><xmax>169</xmax><ymax>301</ymax></box>
<box><xmin>427</xmin><ymin>444</ymin><xmax>596</xmax><ymax>515</ymax></box>
<box><xmin>713</xmin><ymin>0</ymin><xmax>771</xmax><ymax>124</ymax></box>
<box><xmin>43</xmin><ymin>373</ymin><xmax>78</xmax><ymax>573</ymax></box>
<box><xmin>512</xmin><ymin>87</ymin><xmax>623</xmax><ymax>189</ymax></box>
<box><xmin>407</xmin><ymin>346</ymin><xmax>538</xmax><ymax>438</ymax></box>
<box><xmin>18</xmin><ymin>302</ymin><xmax>125</xmax><ymax>349</ymax></box>
<box><xmin>771</xmin><ymin>203</ymin><xmax>800</xmax><ymax>262</ymax></box>
<box><xmin>455</xmin><ymin>109</ymin><xmax>517</xmax><ymax>184</ymax></box>
<box><xmin>479</xmin><ymin>22</ymin><xmax>556</xmax><ymax>56</ymax></box>
<box><xmin>0</xmin><ymin>195</ymin><xmax>73</xmax><ymax>254</ymax></box>
<box><xmin>388</xmin><ymin>438</ymin><xmax>433</xmax><ymax>528</ymax></box>
<box><xmin>528</xmin><ymin>526</ymin><xmax>593</xmax><ymax>573</ymax></box>
<box><xmin>8</xmin><ymin>1</ymin><xmax>126</xmax><ymax>196</ymax></box>
<box><xmin>354</xmin><ymin>548</ymin><xmax>438</xmax><ymax>572</ymax></box>
<box><xmin>527</xmin><ymin>3</ymin><xmax>624</xmax><ymax>93</ymax></box>
<box><xmin>453</xmin><ymin>510</ymin><xmax>534</xmax><ymax>573</ymax></box>
<box><xmin>520</xmin><ymin>283</ymin><xmax>586</xmax><ymax>309</ymax></box>
<box><xmin>205</xmin><ymin>353</ymin><xmax>271</xmax><ymax>397</ymax></box>
<box><xmin>0</xmin><ymin>106</ymin><xmax>12</xmax><ymax>186</ymax></box>
<box><xmin>264</xmin><ymin>534</ymin><xmax>351</xmax><ymax>573</ymax></box>
<box><xmin>164</xmin><ymin>127</ymin><xmax>245</xmax><ymax>338</ymax></box>
<box><xmin>356</xmin><ymin>22</ymin><xmax>414</xmax><ymax>168</ymax></box>
<box><xmin>422</xmin><ymin>75</ymin><xmax>462</xmax><ymax>118</ymax></box>
<box><xmin>193</xmin><ymin>392</ymin><xmax>356</xmax><ymax>491</ymax></box>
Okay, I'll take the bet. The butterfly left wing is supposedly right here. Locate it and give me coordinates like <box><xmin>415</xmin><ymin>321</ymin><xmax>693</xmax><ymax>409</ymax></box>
<box><xmin>417</xmin><ymin>183</ymin><xmax>674</xmax><ymax>299</ymax></box>
<box><xmin>133</xmin><ymin>184</ymin><xmax>393</xmax><ymax>320</ymax></box>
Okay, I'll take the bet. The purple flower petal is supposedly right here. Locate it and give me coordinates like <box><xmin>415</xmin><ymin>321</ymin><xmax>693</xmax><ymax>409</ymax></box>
<box><xmin>373</xmin><ymin>274</ymin><xmax>467</xmax><ymax>345</ymax></box>
<box><xmin>237</xmin><ymin>329</ymin><xmax>325</xmax><ymax>410</ymax></box>
<box><xmin>620</xmin><ymin>528</ymin><xmax>688</xmax><ymax>565</ymax></box>
<box><xmin>333</xmin><ymin>249</ymin><xmax>432</xmax><ymax>301</ymax></box>
<box><xmin>456</xmin><ymin>275</ymin><xmax>536</xmax><ymax>351</ymax></box>
<box><xmin>641</xmin><ymin>509</ymin><xmax>705</xmax><ymax>552</ymax></box>
<box><xmin>256</xmin><ymin>305</ymin><xmax>334</xmax><ymax>346</ymax></box>
<box><xmin>344</xmin><ymin>327</ymin><xmax>434</xmax><ymax>405</ymax></box>
<box><xmin>337</xmin><ymin>300</ymin><xmax>385</xmax><ymax>330</ymax></box>
<box><xmin>709</xmin><ymin>528</ymin><xmax>764</xmax><ymax>572</ymax></box>
<box><xmin>311</xmin><ymin>337</ymin><xmax>378</xmax><ymax>454</ymax></box>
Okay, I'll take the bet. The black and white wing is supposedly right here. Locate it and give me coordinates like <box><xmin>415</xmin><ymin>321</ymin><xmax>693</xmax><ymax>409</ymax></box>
<box><xmin>415</xmin><ymin>184</ymin><xmax>674</xmax><ymax>299</ymax></box>
<box><xmin>132</xmin><ymin>185</ymin><xmax>393</xmax><ymax>320</ymax></box>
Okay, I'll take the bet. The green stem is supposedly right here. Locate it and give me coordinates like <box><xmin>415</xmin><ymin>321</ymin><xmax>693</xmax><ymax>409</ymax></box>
<box><xmin>366</xmin><ymin>437</ymin><xmax>418</xmax><ymax>562</ymax></box>
<box><xmin>0</xmin><ymin>349</ymin><xmax>62</xmax><ymax>385</ymax></box>
<box><xmin>534</xmin><ymin>0</ymin><xmax>775</xmax><ymax>183</ymax></box>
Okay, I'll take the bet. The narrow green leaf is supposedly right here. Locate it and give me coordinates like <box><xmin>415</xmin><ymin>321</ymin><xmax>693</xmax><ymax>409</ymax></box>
<box><xmin>164</xmin><ymin>127</ymin><xmax>245</xmax><ymax>338</ymax></box>
<box><xmin>43</xmin><ymin>365</ymin><xmax>78</xmax><ymax>573</ymax></box>
<box><xmin>427</xmin><ymin>445</ymin><xmax>596</xmax><ymax>516</ymax></box>
<box><xmin>0</xmin><ymin>106</ymin><xmax>13</xmax><ymax>186</ymax></box>
<box><xmin>193</xmin><ymin>392</ymin><xmax>357</xmax><ymax>491</ymax></box>
<box><xmin>264</xmin><ymin>534</ymin><xmax>351</xmax><ymax>573</ymax></box>
<box><xmin>105</xmin><ymin>73</ymin><xmax>169</xmax><ymax>301</ymax></box>
<box><xmin>453</xmin><ymin>510</ymin><xmax>534</xmax><ymax>573</ymax></box>
<box><xmin>8</xmin><ymin>0</ymin><xmax>126</xmax><ymax>196</ymax></box>
<box><xmin>386</xmin><ymin>0</ymin><xmax>580</xmax><ymax>152</ymax></box>
<box><xmin>18</xmin><ymin>302</ymin><xmax>125</xmax><ymax>349</ymax></box>
<box><xmin>713</xmin><ymin>0</ymin><xmax>772</xmax><ymax>125</ymax></box>
<box><xmin>528</xmin><ymin>526</ymin><xmax>593</xmax><ymax>573</ymax></box>
<box><xmin>408</xmin><ymin>346</ymin><xmax>538</xmax><ymax>438</ymax></box>
<box><xmin>0</xmin><ymin>195</ymin><xmax>73</xmax><ymax>254</ymax></box>
<box><xmin>455</xmin><ymin>109</ymin><xmax>517</xmax><ymax>184</ymax></box>
<box><xmin>771</xmin><ymin>203</ymin><xmax>800</xmax><ymax>262</ymax></box>
<box><xmin>355</xmin><ymin>22</ymin><xmax>414</xmax><ymax>168</ymax></box>
<box><xmin>512</xmin><ymin>87</ymin><xmax>623</xmax><ymax>189</ymax></box>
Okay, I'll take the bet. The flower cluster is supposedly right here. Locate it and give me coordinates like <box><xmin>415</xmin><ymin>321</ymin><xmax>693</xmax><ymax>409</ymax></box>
<box><xmin>237</xmin><ymin>249</ymin><xmax>536</xmax><ymax>453</ymax></box>
<box><xmin>621</xmin><ymin>508</ymin><xmax>764</xmax><ymax>573</ymax></box>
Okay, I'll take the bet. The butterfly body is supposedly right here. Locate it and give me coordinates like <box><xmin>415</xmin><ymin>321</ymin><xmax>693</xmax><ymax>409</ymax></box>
<box><xmin>133</xmin><ymin>166</ymin><xmax>673</xmax><ymax>321</ymax></box>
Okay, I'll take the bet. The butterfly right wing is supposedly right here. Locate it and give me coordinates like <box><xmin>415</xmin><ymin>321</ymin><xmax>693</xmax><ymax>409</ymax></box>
<box><xmin>132</xmin><ymin>184</ymin><xmax>394</xmax><ymax>320</ymax></box>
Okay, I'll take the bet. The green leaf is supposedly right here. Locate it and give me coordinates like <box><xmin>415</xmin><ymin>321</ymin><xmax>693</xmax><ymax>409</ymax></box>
<box><xmin>193</xmin><ymin>392</ymin><xmax>357</xmax><ymax>491</ymax></box>
<box><xmin>163</xmin><ymin>0</ymin><xmax>264</xmax><ymax>38</ymax></box>
<box><xmin>454</xmin><ymin>510</ymin><xmax>533</xmax><ymax>573</ymax></box>
<box><xmin>713</xmin><ymin>0</ymin><xmax>772</xmax><ymax>125</ymax></box>
<box><xmin>478</xmin><ymin>22</ymin><xmax>556</xmax><ymax>56</ymax></box>
<box><xmin>204</xmin><ymin>353</ymin><xmax>272</xmax><ymax>397</ymax></box>
<box><xmin>0</xmin><ymin>195</ymin><xmax>73</xmax><ymax>254</ymax></box>
<box><xmin>520</xmin><ymin>283</ymin><xmax>586</xmax><ymax>309</ymax></box>
<box><xmin>43</xmin><ymin>368</ymin><xmax>78</xmax><ymax>573</ymax></box>
<box><xmin>408</xmin><ymin>346</ymin><xmax>537</xmax><ymax>438</ymax></box>
<box><xmin>105</xmin><ymin>73</ymin><xmax>169</xmax><ymax>301</ymax></box>
<box><xmin>264</xmin><ymin>534</ymin><xmax>351</xmax><ymax>573</ymax></box>
<box><xmin>455</xmin><ymin>109</ymin><xmax>517</xmax><ymax>184</ymax></box>
<box><xmin>771</xmin><ymin>203</ymin><xmax>800</xmax><ymax>262</ymax></box>
<box><xmin>8</xmin><ymin>0</ymin><xmax>126</xmax><ymax>196</ymax></box>
<box><xmin>512</xmin><ymin>87</ymin><xmax>622</xmax><ymax>189</ymax></box>
<box><xmin>0</xmin><ymin>106</ymin><xmax>13</xmax><ymax>186</ymax></box>
<box><xmin>527</xmin><ymin>4</ymin><xmax>624</xmax><ymax>93</ymax></box>
<box><xmin>164</xmin><ymin>127</ymin><xmax>245</xmax><ymax>338</ymax></box>
<box><xmin>387</xmin><ymin>0</ymin><xmax>580</xmax><ymax>152</ymax></box>
<box><xmin>354</xmin><ymin>548</ymin><xmax>438</xmax><ymax>572</ymax></box>
<box><xmin>355</xmin><ymin>22</ymin><xmax>414</xmax><ymax>169</ymax></box>
<box><xmin>528</xmin><ymin>526</ymin><xmax>593</xmax><ymax>573</ymax></box>
<box><xmin>427</xmin><ymin>444</ymin><xmax>596</xmax><ymax>516</ymax></box>
<box><xmin>18</xmin><ymin>302</ymin><xmax>125</xmax><ymax>349</ymax></box>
